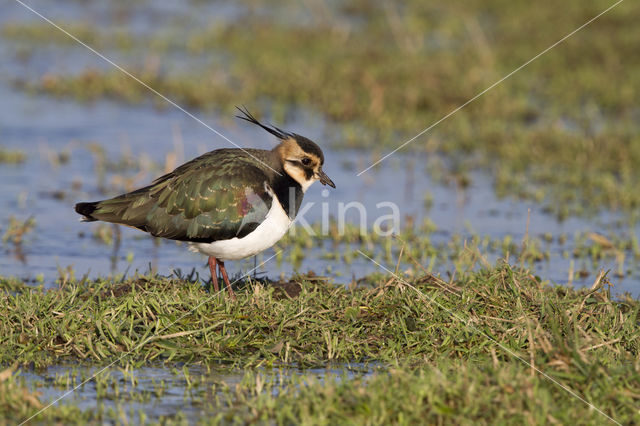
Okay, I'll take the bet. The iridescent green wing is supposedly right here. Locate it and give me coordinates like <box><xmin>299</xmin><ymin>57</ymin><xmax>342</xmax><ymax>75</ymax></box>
<box><xmin>91</xmin><ymin>151</ymin><xmax>273</xmax><ymax>242</ymax></box>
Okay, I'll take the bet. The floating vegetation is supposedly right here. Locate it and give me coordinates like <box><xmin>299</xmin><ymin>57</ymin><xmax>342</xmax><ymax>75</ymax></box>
<box><xmin>92</xmin><ymin>223</ymin><xmax>118</xmax><ymax>246</ymax></box>
<box><xmin>271</xmin><ymin>218</ymin><xmax>640</xmax><ymax>282</ymax></box>
<box><xmin>2</xmin><ymin>216</ymin><xmax>35</xmax><ymax>245</ymax></box>
<box><xmin>0</xmin><ymin>147</ymin><xmax>26</xmax><ymax>164</ymax></box>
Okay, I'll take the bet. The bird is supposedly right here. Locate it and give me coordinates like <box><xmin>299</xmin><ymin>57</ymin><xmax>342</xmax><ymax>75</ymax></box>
<box><xmin>75</xmin><ymin>107</ymin><xmax>335</xmax><ymax>298</ymax></box>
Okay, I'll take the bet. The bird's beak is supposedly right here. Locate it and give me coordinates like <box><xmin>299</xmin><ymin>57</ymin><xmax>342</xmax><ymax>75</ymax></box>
<box><xmin>317</xmin><ymin>169</ymin><xmax>336</xmax><ymax>188</ymax></box>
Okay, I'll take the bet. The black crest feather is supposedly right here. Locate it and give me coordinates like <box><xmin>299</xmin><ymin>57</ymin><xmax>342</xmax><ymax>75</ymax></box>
<box><xmin>235</xmin><ymin>106</ymin><xmax>293</xmax><ymax>140</ymax></box>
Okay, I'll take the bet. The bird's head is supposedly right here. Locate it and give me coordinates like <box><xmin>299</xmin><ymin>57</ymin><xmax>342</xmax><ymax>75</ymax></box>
<box><xmin>236</xmin><ymin>107</ymin><xmax>335</xmax><ymax>192</ymax></box>
<box><xmin>275</xmin><ymin>136</ymin><xmax>334</xmax><ymax>192</ymax></box>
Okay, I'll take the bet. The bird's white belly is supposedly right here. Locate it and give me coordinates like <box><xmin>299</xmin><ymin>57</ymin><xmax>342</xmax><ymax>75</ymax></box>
<box><xmin>189</xmin><ymin>197</ymin><xmax>292</xmax><ymax>261</ymax></box>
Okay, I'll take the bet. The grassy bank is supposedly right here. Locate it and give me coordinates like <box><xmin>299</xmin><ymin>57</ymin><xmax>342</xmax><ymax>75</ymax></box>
<box><xmin>1</xmin><ymin>263</ymin><xmax>639</xmax><ymax>423</ymax></box>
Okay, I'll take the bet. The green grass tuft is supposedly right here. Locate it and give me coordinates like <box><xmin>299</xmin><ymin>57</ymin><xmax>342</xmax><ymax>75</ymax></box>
<box><xmin>1</xmin><ymin>263</ymin><xmax>639</xmax><ymax>422</ymax></box>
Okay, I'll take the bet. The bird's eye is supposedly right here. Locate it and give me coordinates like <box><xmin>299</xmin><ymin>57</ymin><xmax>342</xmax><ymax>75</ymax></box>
<box><xmin>301</xmin><ymin>158</ymin><xmax>311</xmax><ymax>166</ymax></box>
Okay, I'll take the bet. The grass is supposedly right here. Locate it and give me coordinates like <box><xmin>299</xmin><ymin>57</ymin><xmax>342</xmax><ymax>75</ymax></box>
<box><xmin>1</xmin><ymin>262</ymin><xmax>639</xmax><ymax>423</ymax></box>
<box><xmin>274</xmin><ymin>219</ymin><xmax>640</xmax><ymax>281</ymax></box>
<box><xmin>220</xmin><ymin>362</ymin><xmax>635</xmax><ymax>425</ymax></box>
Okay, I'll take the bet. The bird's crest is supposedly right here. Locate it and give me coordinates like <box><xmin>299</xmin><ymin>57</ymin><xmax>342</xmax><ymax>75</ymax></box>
<box><xmin>235</xmin><ymin>106</ymin><xmax>294</xmax><ymax>141</ymax></box>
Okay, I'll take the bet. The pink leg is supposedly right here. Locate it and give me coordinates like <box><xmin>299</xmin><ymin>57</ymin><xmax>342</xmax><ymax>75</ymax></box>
<box><xmin>218</xmin><ymin>260</ymin><xmax>236</xmax><ymax>299</ymax></box>
<box><xmin>208</xmin><ymin>256</ymin><xmax>219</xmax><ymax>293</ymax></box>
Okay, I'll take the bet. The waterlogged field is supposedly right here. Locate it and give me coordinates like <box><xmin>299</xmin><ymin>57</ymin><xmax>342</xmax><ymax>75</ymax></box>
<box><xmin>1</xmin><ymin>0</ymin><xmax>640</xmax><ymax>424</ymax></box>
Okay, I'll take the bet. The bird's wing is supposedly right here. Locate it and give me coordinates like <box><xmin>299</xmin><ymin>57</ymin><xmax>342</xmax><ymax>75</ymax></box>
<box><xmin>87</xmin><ymin>151</ymin><xmax>275</xmax><ymax>242</ymax></box>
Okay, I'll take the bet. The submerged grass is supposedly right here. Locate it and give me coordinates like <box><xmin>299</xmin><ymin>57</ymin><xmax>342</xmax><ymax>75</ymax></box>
<box><xmin>1</xmin><ymin>262</ymin><xmax>639</xmax><ymax>423</ymax></box>
<box><xmin>221</xmin><ymin>362</ymin><xmax>636</xmax><ymax>425</ymax></box>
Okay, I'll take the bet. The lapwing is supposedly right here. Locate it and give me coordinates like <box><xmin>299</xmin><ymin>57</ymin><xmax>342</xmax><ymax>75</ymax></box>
<box><xmin>75</xmin><ymin>107</ymin><xmax>335</xmax><ymax>298</ymax></box>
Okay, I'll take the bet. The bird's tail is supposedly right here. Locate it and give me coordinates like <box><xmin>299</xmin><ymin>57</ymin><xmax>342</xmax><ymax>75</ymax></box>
<box><xmin>75</xmin><ymin>201</ymin><xmax>99</xmax><ymax>222</ymax></box>
<box><xmin>74</xmin><ymin>188</ymin><xmax>156</xmax><ymax>231</ymax></box>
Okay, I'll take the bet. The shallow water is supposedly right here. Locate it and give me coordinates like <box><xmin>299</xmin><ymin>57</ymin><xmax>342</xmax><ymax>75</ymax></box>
<box><xmin>18</xmin><ymin>362</ymin><xmax>375</xmax><ymax>423</ymax></box>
